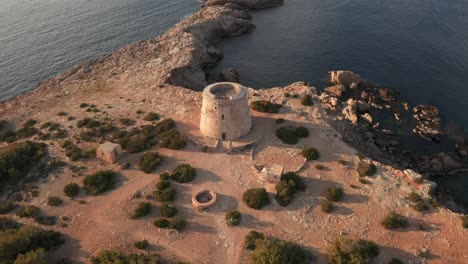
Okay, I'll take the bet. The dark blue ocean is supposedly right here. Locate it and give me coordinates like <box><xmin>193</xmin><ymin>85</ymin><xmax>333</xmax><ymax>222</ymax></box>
<box><xmin>1</xmin><ymin>0</ymin><xmax>468</xmax><ymax>206</ymax></box>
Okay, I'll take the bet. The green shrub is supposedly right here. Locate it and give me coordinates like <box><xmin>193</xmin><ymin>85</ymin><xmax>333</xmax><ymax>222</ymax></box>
<box><xmin>60</xmin><ymin>140</ymin><xmax>82</xmax><ymax>161</ymax></box>
<box><xmin>159</xmin><ymin>128</ymin><xmax>186</xmax><ymax>150</ymax></box>
<box><xmin>275</xmin><ymin>172</ymin><xmax>306</xmax><ymax>207</ymax></box>
<box><xmin>0</xmin><ymin>202</ymin><xmax>15</xmax><ymax>214</ymax></box>
<box><xmin>462</xmin><ymin>215</ymin><xmax>468</xmax><ymax>228</ymax></box>
<box><xmin>16</xmin><ymin>205</ymin><xmax>40</xmax><ymax>218</ymax></box>
<box><xmin>168</xmin><ymin>217</ymin><xmax>186</xmax><ymax>231</ymax></box>
<box><xmin>338</xmin><ymin>160</ymin><xmax>348</xmax><ymax>165</ymax></box>
<box><xmin>154</xmin><ymin>188</ymin><xmax>176</xmax><ymax>202</ymax></box>
<box><xmin>153</xmin><ymin>218</ymin><xmax>169</xmax><ymax>228</ymax></box>
<box><xmin>47</xmin><ymin>197</ymin><xmax>63</xmax><ymax>207</ymax></box>
<box><xmin>83</xmin><ymin>170</ymin><xmax>117</xmax><ymax>195</ymax></box>
<box><xmin>159</xmin><ymin>172</ymin><xmax>170</xmax><ymax>180</ymax></box>
<box><xmin>315</xmin><ymin>164</ymin><xmax>324</xmax><ymax>170</ymax></box>
<box><xmin>134</xmin><ymin>240</ymin><xmax>149</xmax><ymax>250</ymax></box>
<box><xmin>243</xmin><ymin>188</ymin><xmax>270</xmax><ymax>210</ymax></box>
<box><xmin>63</xmin><ymin>183</ymin><xmax>79</xmax><ymax>198</ymax></box>
<box><xmin>91</xmin><ymin>250</ymin><xmax>159</xmax><ymax>264</ymax></box>
<box><xmin>160</xmin><ymin>203</ymin><xmax>177</xmax><ymax>218</ymax></box>
<box><xmin>321</xmin><ymin>200</ymin><xmax>333</xmax><ymax>213</ymax></box>
<box><xmin>408</xmin><ymin>192</ymin><xmax>422</xmax><ymax>203</ymax></box>
<box><xmin>381</xmin><ymin>212</ymin><xmax>407</xmax><ymax>230</ymax></box>
<box><xmin>170</xmin><ymin>164</ymin><xmax>196</xmax><ymax>183</ymax></box>
<box><xmin>119</xmin><ymin>118</ymin><xmax>135</xmax><ymax>126</ymax></box>
<box><xmin>326</xmin><ymin>188</ymin><xmax>343</xmax><ymax>202</ymax></box>
<box><xmin>77</xmin><ymin>118</ymin><xmax>100</xmax><ymax>128</ymax></box>
<box><xmin>0</xmin><ymin>141</ymin><xmax>47</xmax><ymax>187</ymax></box>
<box><xmin>294</xmin><ymin>126</ymin><xmax>309</xmax><ymax>138</ymax></box>
<box><xmin>79</xmin><ymin>103</ymin><xmax>89</xmax><ymax>108</ymax></box>
<box><xmin>300</xmin><ymin>94</ymin><xmax>313</xmax><ymax>106</ymax></box>
<box><xmin>357</xmin><ymin>162</ymin><xmax>377</xmax><ymax>177</ymax></box>
<box><xmin>13</xmin><ymin>246</ymin><xmax>49</xmax><ymax>263</ymax></box>
<box><xmin>327</xmin><ymin>237</ymin><xmax>379</xmax><ymax>264</ymax></box>
<box><xmin>143</xmin><ymin>112</ymin><xmax>160</xmax><ymax>122</ymax></box>
<box><xmin>33</xmin><ymin>216</ymin><xmax>57</xmax><ymax>226</ymax></box>
<box><xmin>225</xmin><ymin>210</ymin><xmax>241</xmax><ymax>226</ymax></box>
<box><xmin>301</xmin><ymin>147</ymin><xmax>319</xmax><ymax>160</ymax></box>
<box><xmin>276</xmin><ymin>127</ymin><xmax>298</xmax><ymax>145</ymax></box>
<box><xmin>115</xmin><ymin>125</ymin><xmax>158</xmax><ymax>153</ymax></box>
<box><xmin>283</xmin><ymin>92</ymin><xmax>291</xmax><ymax>98</ymax></box>
<box><xmin>23</xmin><ymin>119</ymin><xmax>37</xmax><ymax>127</ymax></box>
<box><xmin>155</xmin><ymin>118</ymin><xmax>175</xmax><ymax>134</ymax></box>
<box><xmin>251</xmin><ymin>236</ymin><xmax>307</xmax><ymax>264</ymax></box>
<box><xmin>245</xmin><ymin>231</ymin><xmax>265</xmax><ymax>250</ymax></box>
<box><xmin>156</xmin><ymin>180</ymin><xmax>170</xmax><ymax>190</ymax></box>
<box><xmin>57</xmin><ymin>111</ymin><xmax>68</xmax><ymax>117</ymax></box>
<box><xmin>132</xmin><ymin>202</ymin><xmax>151</xmax><ymax>218</ymax></box>
<box><xmin>139</xmin><ymin>152</ymin><xmax>163</xmax><ymax>173</ymax></box>
<box><xmin>411</xmin><ymin>200</ymin><xmax>429</xmax><ymax>212</ymax></box>
<box><xmin>250</xmin><ymin>100</ymin><xmax>282</xmax><ymax>113</ymax></box>
<box><xmin>275</xmin><ymin>118</ymin><xmax>285</xmax><ymax>124</ymax></box>
<box><xmin>0</xmin><ymin>217</ymin><xmax>21</xmax><ymax>231</ymax></box>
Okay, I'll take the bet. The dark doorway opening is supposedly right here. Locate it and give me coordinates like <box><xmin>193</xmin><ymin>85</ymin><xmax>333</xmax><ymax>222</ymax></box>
<box><xmin>222</xmin><ymin>133</ymin><xmax>226</xmax><ymax>140</ymax></box>
<box><xmin>221</xmin><ymin>114</ymin><xmax>224</xmax><ymax>120</ymax></box>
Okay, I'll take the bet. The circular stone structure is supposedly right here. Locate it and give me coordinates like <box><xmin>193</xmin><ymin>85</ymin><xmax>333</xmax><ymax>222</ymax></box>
<box><xmin>192</xmin><ymin>190</ymin><xmax>217</xmax><ymax>210</ymax></box>
<box><xmin>200</xmin><ymin>82</ymin><xmax>252</xmax><ymax>140</ymax></box>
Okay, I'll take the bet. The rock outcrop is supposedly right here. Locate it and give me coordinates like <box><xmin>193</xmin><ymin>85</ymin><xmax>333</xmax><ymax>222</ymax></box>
<box><xmin>329</xmin><ymin>70</ymin><xmax>361</xmax><ymax>87</ymax></box>
<box><xmin>412</xmin><ymin>105</ymin><xmax>441</xmax><ymax>142</ymax></box>
<box><xmin>205</xmin><ymin>0</ymin><xmax>284</xmax><ymax>9</ymax></box>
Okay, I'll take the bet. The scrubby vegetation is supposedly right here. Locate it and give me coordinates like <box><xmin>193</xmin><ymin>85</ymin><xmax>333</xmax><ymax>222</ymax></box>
<box><xmin>275</xmin><ymin>172</ymin><xmax>306</xmax><ymax>206</ymax></box>
<box><xmin>63</xmin><ymin>183</ymin><xmax>80</xmax><ymax>198</ymax></box>
<box><xmin>294</xmin><ymin>126</ymin><xmax>309</xmax><ymax>138</ymax></box>
<box><xmin>462</xmin><ymin>215</ymin><xmax>468</xmax><ymax>228</ymax></box>
<box><xmin>139</xmin><ymin>152</ymin><xmax>163</xmax><ymax>173</ymax></box>
<box><xmin>0</xmin><ymin>201</ymin><xmax>15</xmax><ymax>214</ymax></box>
<box><xmin>132</xmin><ymin>202</ymin><xmax>151</xmax><ymax>218</ymax></box>
<box><xmin>160</xmin><ymin>203</ymin><xmax>177</xmax><ymax>218</ymax></box>
<box><xmin>170</xmin><ymin>164</ymin><xmax>196</xmax><ymax>183</ymax></box>
<box><xmin>301</xmin><ymin>147</ymin><xmax>319</xmax><ymax>160</ymax></box>
<box><xmin>0</xmin><ymin>219</ymin><xmax>64</xmax><ymax>264</ymax></box>
<box><xmin>154</xmin><ymin>185</ymin><xmax>176</xmax><ymax>202</ymax></box>
<box><xmin>60</xmin><ymin>140</ymin><xmax>82</xmax><ymax>161</ymax></box>
<box><xmin>357</xmin><ymin>162</ymin><xmax>377</xmax><ymax>177</ymax></box>
<box><xmin>326</xmin><ymin>188</ymin><xmax>344</xmax><ymax>202</ymax></box>
<box><xmin>300</xmin><ymin>94</ymin><xmax>313</xmax><ymax>106</ymax></box>
<box><xmin>381</xmin><ymin>212</ymin><xmax>407</xmax><ymax>230</ymax></box>
<box><xmin>0</xmin><ymin>141</ymin><xmax>46</xmax><ymax>187</ymax></box>
<box><xmin>321</xmin><ymin>200</ymin><xmax>333</xmax><ymax>213</ymax></box>
<box><xmin>16</xmin><ymin>205</ymin><xmax>40</xmax><ymax>218</ymax></box>
<box><xmin>143</xmin><ymin>112</ymin><xmax>160</xmax><ymax>122</ymax></box>
<box><xmin>276</xmin><ymin>126</ymin><xmax>309</xmax><ymax>145</ymax></box>
<box><xmin>408</xmin><ymin>192</ymin><xmax>422</xmax><ymax>203</ymax></box>
<box><xmin>153</xmin><ymin>217</ymin><xmax>186</xmax><ymax>231</ymax></box>
<box><xmin>245</xmin><ymin>231</ymin><xmax>308</xmax><ymax>264</ymax></box>
<box><xmin>159</xmin><ymin>172</ymin><xmax>170</xmax><ymax>181</ymax></box>
<box><xmin>119</xmin><ymin>118</ymin><xmax>135</xmax><ymax>126</ymax></box>
<box><xmin>77</xmin><ymin>117</ymin><xmax>101</xmax><ymax>128</ymax></box>
<box><xmin>153</xmin><ymin>218</ymin><xmax>170</xmax><ymax>228</ymax></box>
<box><xmin>275</xmin><ymin>118</ymin><xmax>285</xmax><ymax>124</ymax></box>
<box><xmin>156</xmin><ymin>180</ymin><xmax>170</xmax><ymax>190</ymax></box>
<box><xmin>47</xmin><ymin>196</ymin><xmax>63</xmax><ymax>207</ymax></box>
<box><xmin>243</xmin><ymin>188</ymin><xmax>270</xmax><ymax>210</ymax></box>
<box><xmin>134</xmin><ymin>240</ymin><xmax>149</xmax><ymax>250</ymax></box>
<box><xmin>159</xmin><ymin>128</ymin><xmax>186</xmax><ymax>150</ymax></box>
<box><xmin>83</xmin><ymin>170</ymin><xmax>117</xmax><ymax>195</ymax></box>
<box><xmin>326</xmin><ymin>237</ymin><xmax>379</xmax><ymax>264</ymax></box>
<box><xmin>250</xmin><ymin>100</ymin><xmax>282</xmax><ymax>113</ymax></box>
<box><xmin>225</xmin><ymin>210</ymin><xmax>241</xmax><ymax>226</ymax></box>
<box><xmin>91</xmin><ymin>250</ymin><xmax>159</xmax><ymax>264</ymax></box>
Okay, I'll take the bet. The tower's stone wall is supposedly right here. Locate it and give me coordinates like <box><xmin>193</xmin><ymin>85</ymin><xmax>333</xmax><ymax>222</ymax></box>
<box><xmin>200</xmin><ymin>82</ymin><xmax>252</xmax><ymax>140</ymax></box>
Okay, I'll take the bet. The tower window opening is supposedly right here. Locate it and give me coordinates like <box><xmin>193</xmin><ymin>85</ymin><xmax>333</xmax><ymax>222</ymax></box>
<box><xmin>221</xmin><ymin>114</ymin><xmax>224</xmax><ymax>120</ymax></box>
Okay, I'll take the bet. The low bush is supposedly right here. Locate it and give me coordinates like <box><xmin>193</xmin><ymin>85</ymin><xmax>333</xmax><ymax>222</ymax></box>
<box><xmin>79</xmin><ymin>103</ymin><xmax>89</xmax><ymax>108</ymax></box>
<box><xmin>154</xmin><ymin>188</ymin><xmax>176</xmax><ymax>202</ymax></box>
<box><xmin>225</xmin><ymin>210</ymin><xmax>241</xmax><ymax>226</ymax></box>
<box><xmin>155</xmin><ymin>118</ymin><xmax>175</xmax><ymax>134</ymax></box>
<box><xmin>243</xmin><ymin>188</ymin><xmax>270</xmax><ymax>210</ymax></box>
<box><xmin>276</xmin><ymin>127</ymin><xmax>298</xmax><ymax>145</ymax></box>
<box><xmin>294</xmin><ymin>126</ymin><xmax>309</xmax><ymax>138</ymax></box>
<box><xmin>160</xmin><ymin>203</ymin><xmax>177</xmax><ymax>218</ymax></box>
<box><xmin>389</xmin><ymin>258</ymin><xmax>404</xmax><ymax>264</ymax></box>
<box><xmin>275</xmin><ymin>118</ymin><xmax>285</xmax><ymax>124</ymax></box>
<box><xmin>134</xmin><ymin>240</ymin><xmax>149</xmax><ymax>250</ymax></box>
<box><xmin>245</xmin><ymin>231</ymin><xmax>265</xmax><ymax>250</ymax></box>
<box><xmin>156</xmin><ymin>180</ymin><xmax>170</xmax><ymax>190</ymax></box>
<box><xmin>357</xmin><ymin>162</ymin><xmax>377</xmax><ymax>177</ymax></box>
<box><xmin>16</xmin><ymin>205</ymin><xmax>40</xmax><ymax>218</ymax></box>
<box><xmin>34</xmin><ymin>215</ymin><xmax>57</xmax><ymax>226</ymax></box>
<box><xmin>283</xmin><ymin>92</ymin><xmax>291</xmax><ymax>98</ymax></box>
<box><xmin>76</xmin><ymin>118</ymin><xmax>101</xmax><ymax>128</ymax></box>
<box><xmin>159</xmin><ymin>172</ymin><xmax>170</xmax><ymax>180</ymax></box>
<box><xmin>83</xmin><ymin>170</ymin><xmax>117</xmax><ymax>195</ymax></box>
<box><xmin>300</xmin><ymin>94</ymin><xmax>313</xmax><ymax>106</ymax></box>
<box><xmin>248</xmin><ymin>234</ymin><xmax>308</xmax><ymax>264</ymax></box>
<box><xmin>275</xmin><ymin>172</ymin><xmax>306</xmax><ymax>207</ymax></box>
<box><xmin>115</xmin><ymin>125</ymin><xmax>158</xmax><ymax>153</ymax></box>
<box><xmin>301</xmin><ymin>147</ymin><xmax>319</xmax><ymax>160</ymax></box>
<box><xmin>411</xmin><ymin>200</ymin><xmax>429</xmax><ymax>212</ymax></box>
<box><xmin>119</xmin><ymin>118</ymin><xmax>135</xmax><ymax>126</ymax></box>
<box><xmin>153</xmin><ymin>218</ymin><xmax>170</xmax><ymax>228</ymax></box>
<box><xmin>326</xmin><ymin>188</ymin><xmax>343</xmax><ymax>202</ymax></box>
<box><xmin>321</xmin><ymin>200</ymin><xmax>333</xmax><ymax>213</ymax></box>
<box><xmin>60</xmin><ymin>140</ymin><xmax>82</xmax><ymax>161</ymax></box>
<box><xmin>327</xmin><ymin>237</ymin><xmax>379</xmax><ymax>264</ymax></box>
<box><xmin>91</xmin><ymin>250</ymin><xmax>159</xmax><ymax>264</ymax></box>
<box><xmin>462</xmin><ymin>215</ymin><xmax>468</xmax><ymax>228</ymax></box>
<box><xmin>408</xmin><ymin>192</ymin><xmax>422</xmax><ymax>203</ymax></box>
<box><xmin>23</xmin><ymin>119</ymin><xmax>37</xmax><ymax>127</ymax></box>
<box><xmin>132</xmin><ymin>202</ymin><xmax>151</xmax><ymax>218</ymax></box>
<box><xmin>47</xmin><ymin>196</ymin><xmax>63</xmax><ymax>207</ymax></box>
<box><xmin>63</xmin><ymin>183</ymin><xmax>80</xmax><ymax>198</ymax></box>
<box><xmin>315</xmin><ymin>164</ymin><xmax>324</xmax><ymax>170</ymax></box>
<box><xmin>0</xmin><ymin>217</ymin><xmax>21</xmax><ymax>231</ymax></box>
<box><xmin>139</xmin><ymin>152</ymin><xmax>163</xmax><ymax>173</ymax></box>
<box><xmin>168</xmin><ymin>217</ymin><xmax>186</xmax><ymax>231</ymax></box>
<box><xmin>143</xmin><ymin>112</ymin><xmax>160</xmax><ymax>122</ymax></box>
<box><xmin>250</xmin><ymin>100</ymin><xmax>282</xmax><ymax>113</ymax></box>
<box><xmin>0</xmin><ymin>201</ymin><xmax>15</xmax><ymax>214</ymax></box>
<box><xmin>170</xmin><ymin>164</ymin><xmax>196</xmax><ymax>183</ymax></box>
<box><xmin>381</xmin><ymin>212</ymin><xmax>407</xmax><ymax>229</ymax></box>
<box><xmin>159</xmin><ymin>128</ymin><xmax>186</xmax><ymax>150</ymax></box>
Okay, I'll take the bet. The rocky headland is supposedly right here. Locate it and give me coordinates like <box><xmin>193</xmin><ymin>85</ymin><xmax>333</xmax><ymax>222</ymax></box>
<box><xmin>0</xmin><ymin>0</ymin><xmax>467</xmax><ymax>263</ymax></box>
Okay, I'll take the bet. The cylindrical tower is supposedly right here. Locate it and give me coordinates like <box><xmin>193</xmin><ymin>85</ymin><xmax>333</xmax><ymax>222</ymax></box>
<box><xmin>200</xmin><ymin>82</ymin><xmax>252</xmax><ymax>140</ymax></box>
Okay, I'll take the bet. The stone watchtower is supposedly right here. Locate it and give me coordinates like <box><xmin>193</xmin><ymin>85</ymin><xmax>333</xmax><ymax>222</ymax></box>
<box><xmin>200</xmin><ymin>82</ymin><xmax>252</xmax><ymax>140</ymax></box>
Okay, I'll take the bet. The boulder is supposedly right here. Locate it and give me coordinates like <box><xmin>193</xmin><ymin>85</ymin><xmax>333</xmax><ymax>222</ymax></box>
<box><xmin>329</xmin><ymin>70</ymin><xmax>361</xmax><ymax>87</ymax></box>
<box><xmin>357</xmin><ymin>101</ymin><xmax>371</xmax><ymax>113</ymax></box>
<box><xmin>361</xmin><ymin>113</ymin><xmax>373</xmax><ymax>124</ymax></box>
<box><xmin>412</xmin><ymin>105</ymin><xmax>441</xmax><ymax>142</ymax></box>
<box><xmin>341</xmin><ymin>99</ymin><xmax>358</xmax><ymax>124</ymax></box>
<box><xmin>349</xmin><ymin>82</ymin><xmax>359</xmax><ymax>89</ymax></box>
<box><xmin>378</xmin><ymin>87</ymin><xmax>399</xmax><ymax>102</ymax></box>
<box><xmin>324</xmin><ymin>85</ymin><xmax>345</xmax><ymax>97</ymax></box>
<box><xmin>455</xmin><ymin>138</ymin><xmax>468</xmax><ymax>157</ymax></box>
<box><xmin>220</xmin><ymin>67</ymin><xmax>240</xmax><ymax>82</ymax></box>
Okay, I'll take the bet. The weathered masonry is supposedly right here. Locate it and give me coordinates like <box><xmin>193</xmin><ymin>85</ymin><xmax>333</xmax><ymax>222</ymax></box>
<box><xmin>200</xmin><ymin>82</ymin><xmax>252</xmax><ymax>140</ymax></box>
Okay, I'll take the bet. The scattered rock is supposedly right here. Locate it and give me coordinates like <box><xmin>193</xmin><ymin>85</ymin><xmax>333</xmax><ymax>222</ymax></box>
<box><xmin>324</xmin><ymin>85</ymin><xmax>345</xmax><ymax>97</ymax></box>
<box><xmin>341</xmin><ymin>99</ymin><xmax>358</xmax><ymax>124</ymax></box>
<box><xmin>220</xmin><ymin>68</ymin><xmax>240</xmax><ymax>82</ymax></box>
<box><xmin>412</xmin><ymin>105</ymin><xmax>441</xmax><ymax>142</ymax></box>
<box><xmin>329</xmin><ymin>70</ymin><xmax>361</xmax><ymax>87</ymax></box>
